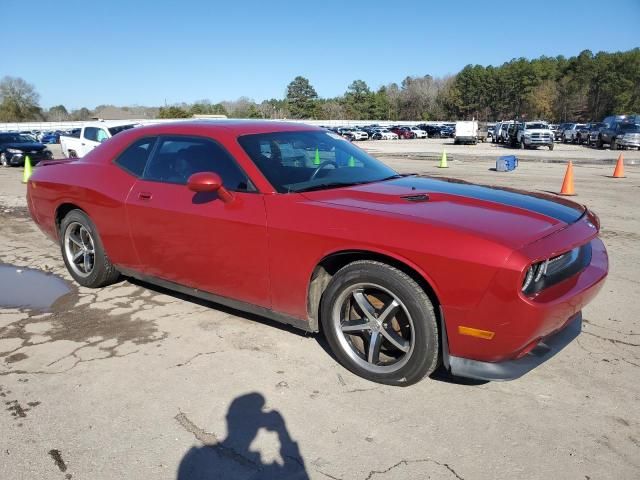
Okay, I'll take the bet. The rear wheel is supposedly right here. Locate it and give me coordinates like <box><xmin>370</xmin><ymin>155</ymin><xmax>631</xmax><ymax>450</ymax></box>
<box><xmin>611</xmin><ymin>138</ymin><xmax>617</xmax><ymax>150</ymax></box>
<box><xmin>60</xmin><ymin>209</ymin><xmax>120</xmax><ymax>288</ymax></box>
<box><xmin>320</xmin><ymin>260</ymin><xmax>439</xmax><ymax>386</ymax></box>
<box><xmin>0</xmin><ymin>153</ymin><xmax>9</xmax><ymax>167</ymax></box>
<box><xmin>549</xmin><ymin>143</ymin><xmax>554</xmax><ymax>151</ymax></box>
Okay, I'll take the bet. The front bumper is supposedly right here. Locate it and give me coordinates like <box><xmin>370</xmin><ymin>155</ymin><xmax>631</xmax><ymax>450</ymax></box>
<box><xmin>618</xmin><ymin>138</ymin><xmax>640</xmax><ymax>148</ymax></box>
<box><xmin>448</xmin><ymin>312</ymin><xmax>582</xmax><ymax>381</ymax></box>
<box><xmin>4</xmin><ymin>151</ymin><xmax>49</xmax><ymax>165</ymax></box>
<box><xmin>524</xmin><ymin>137</ymin><xmax>553</xmax><ymax>146</ymax></box>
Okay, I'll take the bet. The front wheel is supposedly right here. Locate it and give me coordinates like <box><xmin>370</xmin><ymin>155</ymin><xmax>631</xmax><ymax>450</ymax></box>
<box><xmin>520</xmin><ymin>139</ymin><xmax>526</xmax><ymax>149</ymax></box>
<box><xmin>549</xmin><ymin>143</ymin><xmax>554</xmax><ymax>151</ymax></box>
<box><xmin>320</xmin><ymin>260</ymin><xmax>439</xmax><ymax>386</ymax></box>
<box><xmin>611</xmin><ymin>138</ymin><xmax>617</xmax><ymax>150</ymax></box>
<box><xmin>60</xmin><ymin>209</ymin><xmax>120</xmax><ymax>288</ymax></box>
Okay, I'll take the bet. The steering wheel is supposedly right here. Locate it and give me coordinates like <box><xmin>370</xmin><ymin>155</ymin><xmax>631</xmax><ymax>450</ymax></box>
<box><xmin>310</xmin><ymin>160</ymin><xmax>338</xmax><ymax>180</ymax></box>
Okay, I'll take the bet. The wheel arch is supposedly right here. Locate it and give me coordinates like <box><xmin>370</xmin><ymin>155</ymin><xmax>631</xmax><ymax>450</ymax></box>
<box><xmin>306</xmin><ymin>249</ymin><xmax>443</xmax><ymax>332</ymax></box>
<box><xmin>55</xmin><ymin>203</ymin><xmax>86</xmax><ymax>237</ymax></box>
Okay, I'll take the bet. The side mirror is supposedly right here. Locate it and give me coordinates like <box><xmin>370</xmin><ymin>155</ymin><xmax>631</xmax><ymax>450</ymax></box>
<box><xmin>187</xmin><ymin>172</ymin><xmax>234</xmax><ymax>203</ymax></box>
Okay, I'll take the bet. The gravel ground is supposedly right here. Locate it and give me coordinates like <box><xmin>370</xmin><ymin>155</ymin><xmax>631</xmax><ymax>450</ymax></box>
<box><xmin>0</xmin><ymin>148</ymin><xmax>638</xmax><ymax>480</ymax></box>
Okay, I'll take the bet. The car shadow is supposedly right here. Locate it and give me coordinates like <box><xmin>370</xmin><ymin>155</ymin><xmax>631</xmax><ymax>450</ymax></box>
<box><xmin>127</xmin><ymin>277</ymin><xmax>489</xmax><ymax>387</ymax></box>
<box><xmin>124</xmin><ymin>277</ymin><xmax>311</xmax><ymax>338</ymax></box>
<box><xmin>177</xmin><ymin>392</ymin><xmax>309</xmax><ymax>480</ymax></box>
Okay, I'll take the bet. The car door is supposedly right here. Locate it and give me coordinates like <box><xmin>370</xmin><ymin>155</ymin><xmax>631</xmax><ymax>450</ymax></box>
<box><xmin>125</xmin><ymin>134</ymin><xmax>271</xmax><ymax>308</ymax></box>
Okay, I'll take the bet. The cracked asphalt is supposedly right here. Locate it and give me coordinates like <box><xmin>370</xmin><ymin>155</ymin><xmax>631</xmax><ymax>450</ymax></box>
<box><xmin>0</xmin><ymin>145</ymin><xmax>638</xmax><ymax>479</ymax></box>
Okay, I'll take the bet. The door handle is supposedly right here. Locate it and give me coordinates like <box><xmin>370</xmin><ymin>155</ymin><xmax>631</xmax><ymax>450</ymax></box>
<box><xmin>138</xmin><ymin>192</ymin><xmax>152</xmax><ymax>201</ymax></box>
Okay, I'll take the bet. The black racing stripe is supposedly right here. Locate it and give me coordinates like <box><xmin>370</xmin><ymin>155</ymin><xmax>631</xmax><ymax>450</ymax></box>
<box><xmin>390</xmin><ymin>176</ymin><xmax>584</xmax><ymax>224</ymax></box>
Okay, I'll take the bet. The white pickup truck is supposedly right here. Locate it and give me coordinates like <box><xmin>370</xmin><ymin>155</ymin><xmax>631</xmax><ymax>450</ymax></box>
<box><xmin>516</xmin><ymin>121</ymin><xmax>554</xmax><ymax>150</ymax></box>
<box><xmin>60</xmin><ymin>121</ymin><xmax>139</xmax><ymax>158</ymax></box>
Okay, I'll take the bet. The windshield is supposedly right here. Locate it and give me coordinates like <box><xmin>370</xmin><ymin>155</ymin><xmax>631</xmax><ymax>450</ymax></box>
<box><xmin>0</xmin><ymin>133</ymin><xmax>34</xmax><ymax>144</ymax></box>
<box><xmin>619</xmin><ymin>123</ymin><xmax>640</xmax><ymax>132</ymax></box>
<box><xmin>108</xmin><ymin>124</ymin><xmax>137</xmax><ymax>136</ymax></box>
<box><xmin>525</xmin><ymin>123</ymin><xmax>548</xmax><ymax>130</ymax></box>
<box><xmin>238</xmin><ymin>130</ymin><xmax>398</xmax><ymax>193</ymax></box>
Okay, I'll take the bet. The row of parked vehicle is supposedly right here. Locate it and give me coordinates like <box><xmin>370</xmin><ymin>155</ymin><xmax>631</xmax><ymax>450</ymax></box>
<box><xmin>490</xmin><ymin>114</ymin><xmax>640</xmax><ymax>150</ymax></box>
<box><xmin>325</xmin><ymin>124</ymin><xmax>456</xmax><ymax>141</ymax></box>
<box><xmin>11</xmin><ymin>129</ymin><xmax>79</xmax><ymax>144</ymax></box>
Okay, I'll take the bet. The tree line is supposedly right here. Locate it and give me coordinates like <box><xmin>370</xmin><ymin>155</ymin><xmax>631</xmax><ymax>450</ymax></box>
<box><xmin>1</xmin><ymin>49</ymin><xmax>638</xmax><ymax>124</ymax></box>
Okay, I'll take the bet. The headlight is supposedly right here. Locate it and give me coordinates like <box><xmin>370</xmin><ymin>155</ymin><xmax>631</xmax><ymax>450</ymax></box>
<box><xmin>7</xmin><ymin>148</ymin><xmax>23</xmax><ymax>154</ymax></box>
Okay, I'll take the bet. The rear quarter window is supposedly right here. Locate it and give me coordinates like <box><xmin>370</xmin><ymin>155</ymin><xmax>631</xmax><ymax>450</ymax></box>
<box><xmin>114</xmin><ymin>137</ymin><xmax>157</xmax><ymax>177</ymax></box>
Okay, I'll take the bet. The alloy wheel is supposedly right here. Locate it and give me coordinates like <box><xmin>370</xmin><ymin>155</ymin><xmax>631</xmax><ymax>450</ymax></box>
<box><xmin>63</xmin><ymin>222</ymin><xmax>96</xmax><ymax>277</ymax></box>
<box><xmin>331</xmin><ymin>283</ymin><xmax>415</xmax><ymax>374</ymax></box>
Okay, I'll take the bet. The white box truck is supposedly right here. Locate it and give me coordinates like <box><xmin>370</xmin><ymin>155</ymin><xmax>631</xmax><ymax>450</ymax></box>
<box><xmin>454</xmin><ymin>121</ymin><xmax>478</xmax><ymax>145</ymax></box>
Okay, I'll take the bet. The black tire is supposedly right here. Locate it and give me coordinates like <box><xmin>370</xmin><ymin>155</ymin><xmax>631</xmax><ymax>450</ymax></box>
<box><xmin>549</xmin><ymin>143</ymin><xmax>554</xmax><ymax>151</ymax></box>
<box><xmin>68</xmin><ymin>150</ymin><xmax>78</xmax><ymax>158</ymax></box>
<box><xmin>611</xmin><ymin>138</ymin><xmax>617</xmax><ymax>150</ymax></box>
<box><xmin>562</xmin><ymin>135</ymin><xmax>567</xmax><ymax>144</ymax></box>
<box><xmin>320</xmin><ymin>260</ymin><xmax>439</xmax><ymax>386</ymax></box>
<box><xmin>0</xmin><ymin>153</ymin><xmax>9</xmax><ymax>167</ymax></box>
<box><xmin>596</xmin><ymin>137</ymin><xmax>603</xmax><ymax>149</ymax></box>
<box><xmin>59</xmin><ymin>209</ymin><xmax>120</xmax><ymax>288</ymax></box>
<box><xmin>520</xmin><ymin>139</ymin><xmax>526</xmax><ymax>149</ymax></box>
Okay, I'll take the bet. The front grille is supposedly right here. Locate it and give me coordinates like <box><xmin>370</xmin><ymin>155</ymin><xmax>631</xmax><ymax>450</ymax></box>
<box><xmin>27</xmin><ymin>150</ymin><xmax>48</xmax><ymax>159</ymax></box>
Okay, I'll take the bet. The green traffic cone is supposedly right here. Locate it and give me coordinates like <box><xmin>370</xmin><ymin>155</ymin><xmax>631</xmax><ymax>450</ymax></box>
<box><xmin>314</xmin><ymin>148</ymin><xmax>321</xmax><ymax>165</ymax></box>
<box><xmin>22</xmin><ymin>155</ymin><xmax>33</xmax><ymax>183</ymax></box>
<box><xmin>437</xmin><ymin>150</ymin><xmax>448</xmax><ymax>168</ymax></box>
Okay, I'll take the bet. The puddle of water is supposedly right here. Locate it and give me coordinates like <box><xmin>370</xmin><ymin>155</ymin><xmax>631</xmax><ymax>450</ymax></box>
<box><xmin>0</xmin><ymin>264</ymin><xmax>71</xmax><ymax>310</ymax></box>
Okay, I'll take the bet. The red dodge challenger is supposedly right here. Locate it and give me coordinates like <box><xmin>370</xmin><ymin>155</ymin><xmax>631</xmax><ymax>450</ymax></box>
<box><xmin>27</xmin><ymin>121</ymin><xmax>608</xmax><ymax>385</ymax></box>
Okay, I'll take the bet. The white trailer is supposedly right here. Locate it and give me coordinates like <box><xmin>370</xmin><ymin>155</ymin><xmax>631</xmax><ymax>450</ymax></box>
<box><xmin>454</xmin><ymin>120</ymin><xmax>478</xmax><ymax>145</ymax></box>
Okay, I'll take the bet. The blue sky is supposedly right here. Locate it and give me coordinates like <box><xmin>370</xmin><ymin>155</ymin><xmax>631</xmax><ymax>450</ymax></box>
<box><xmin>4</xmin><ymin>0</ymin><xmax>639</xmax><ymax>109</ymax></box>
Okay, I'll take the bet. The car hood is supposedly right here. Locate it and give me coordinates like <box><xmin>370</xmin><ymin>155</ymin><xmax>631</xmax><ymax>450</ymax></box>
<box><xmin>2</xmin><ymin>142</ymin><xmax>46</xmax><ymax>151</ymax></box>
<box><xmin>301</xmin><ymin>176</ymin><xmax>586</xmax><ymax>249</ymax></box>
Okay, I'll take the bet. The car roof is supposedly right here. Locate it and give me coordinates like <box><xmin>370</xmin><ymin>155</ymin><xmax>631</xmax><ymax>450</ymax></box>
<box><xmin>127</xmin><ymin>120</ymin><xmax>322</xmax><ymax>137</ymax></box>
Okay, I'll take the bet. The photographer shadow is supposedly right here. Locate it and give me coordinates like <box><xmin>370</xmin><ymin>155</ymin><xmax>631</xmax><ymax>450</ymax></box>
<box><xmin>177</xmin><ymin>392</ymin><xmax>309</xmax><ymax>480</ymax></box>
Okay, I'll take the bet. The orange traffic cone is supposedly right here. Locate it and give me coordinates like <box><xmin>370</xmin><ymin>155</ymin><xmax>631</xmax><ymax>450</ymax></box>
<box><xmin>559</xmin><ymin>161</ymin><xmax>576</xmax><ymax>196</ymax></box>
<box><xmin>612</xmin><ymin>153</ymin><xmax>625</xmax><ymax>178</ymax></box>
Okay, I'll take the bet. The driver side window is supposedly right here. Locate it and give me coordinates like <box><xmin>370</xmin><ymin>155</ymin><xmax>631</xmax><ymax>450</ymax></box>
<box><xmin>142</xmin><ymin>136</ymin><xmax>252</xmax><ymax>191</ymax></box>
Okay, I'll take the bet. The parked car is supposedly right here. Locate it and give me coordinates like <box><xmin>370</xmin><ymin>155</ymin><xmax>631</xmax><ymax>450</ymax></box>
<box><xmin>418</xmin><ymin>124</ymin><xmax>446</xmax><ymax>138</ymax></box>
<box><xmin>616</xmin><ymin>124</ymin><xmax>640</xmax><ymax>150</ymax></box>
<box><xmin>562</xmin><ymin>124</ymin><xmax>587</xmax><ymax>143</ymax></box>
<box><xmin>407</xmin><ymin>126</ymin><xmax>427</xmax><ymax>139</ymax></box>
<box><xmin>371</xmin><ymin>128</ymin><xmax>398</xmax><ymax>140</ymax></box>
<box><xmin>41</xmin><ymin>132</ymin><xmax>60</xmax><ymax>144</ymax></box>
<box><xmin>596</xmin><ymin>121</ymin><xmax>640</xmax><ymax>150</ymax></box>
<box><xmin>389</xmin><ymin>126</ymin><xmax>416</xmax><ymax>139</ymax></box>
<box><xmin>0</xmin><ymin>132</ymin><xmax>52</xmax><ymax>167</ymax></box>
<box><xmin>516</xmin><ymin>122</ymin><xmax>554</xmax><ymax>150</ymax></box>
<box><xmin>586</xmin><ymin>123</ymin><xmax>607</xmax><ymax>147</ymax></box>
<box><xmin>494</xmin><ymin>121</ymin><xmax>516</xmax><ymax>144</ymax></box>
<box><xmin>443</xmin><ymin>126</ymin><xmax>456</xmax><ymax>138</ymax></box>
<box><xmin>60</xmin><ymin>121</ymin><xmax>138</xmax><ymax>158</ymax></box>
<box><xmin>27</xmin><ymin>121</ymin><xmax>608</xmax><ymax>385</ymax></box>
